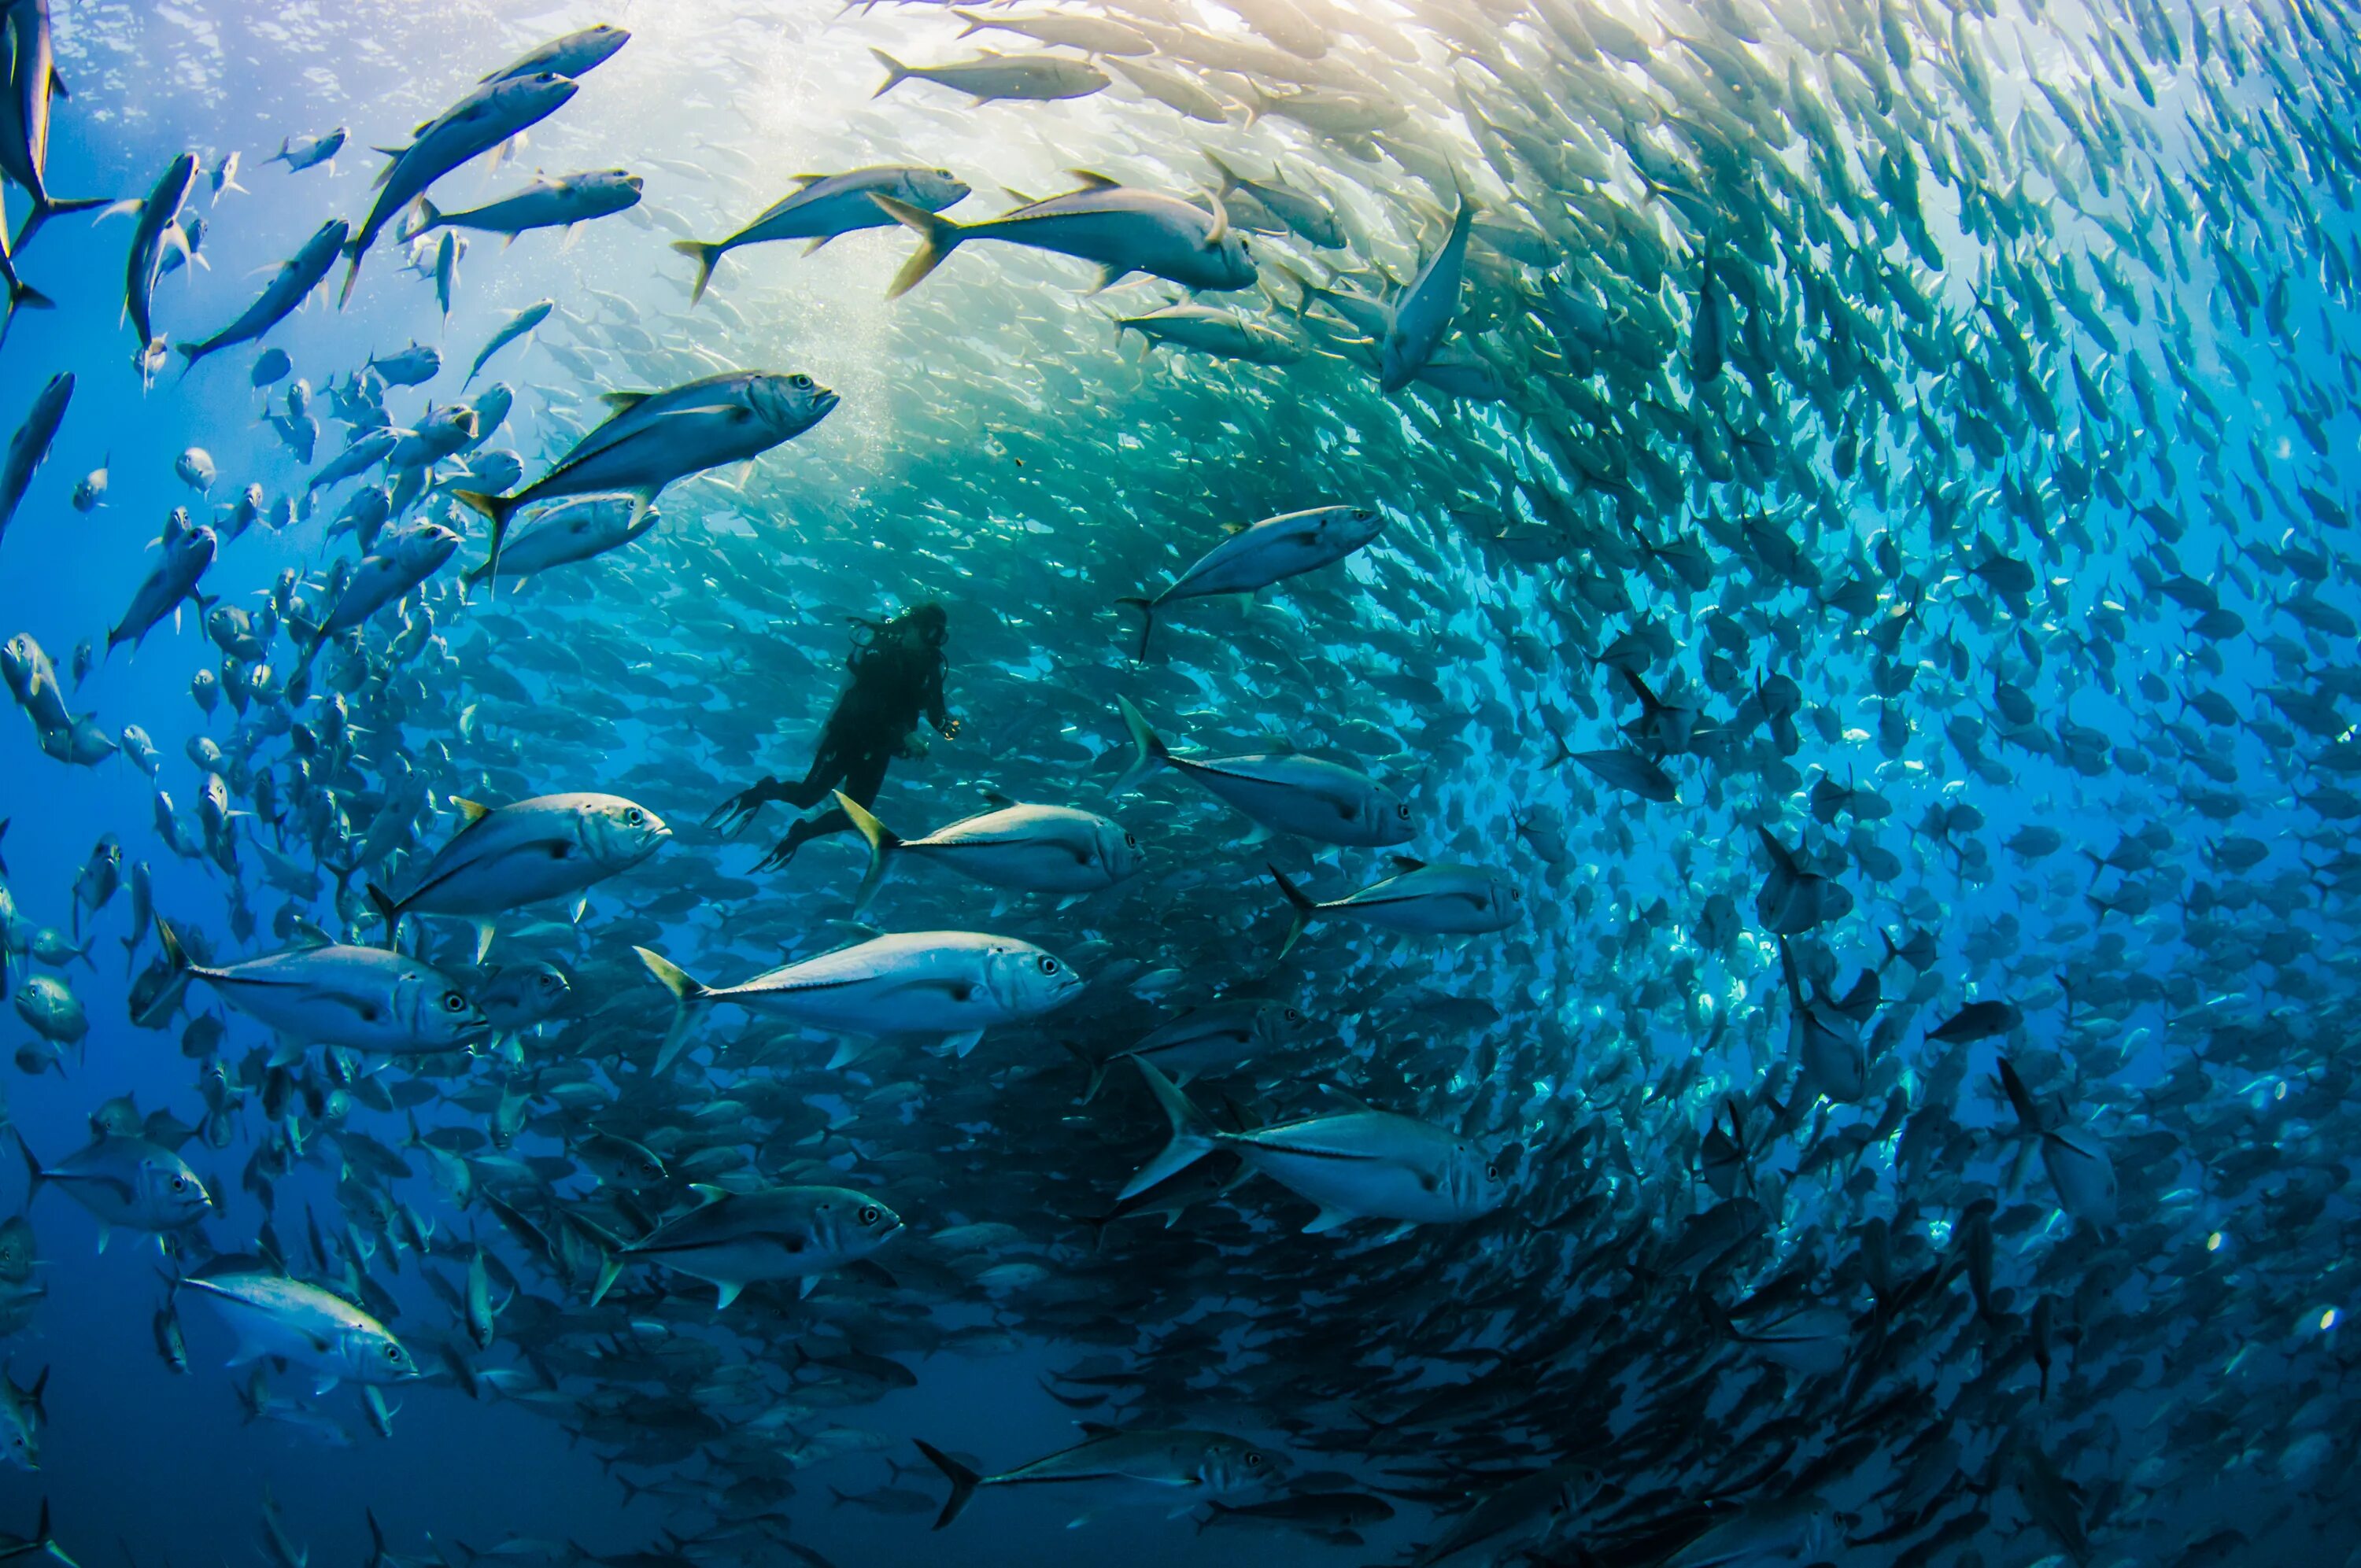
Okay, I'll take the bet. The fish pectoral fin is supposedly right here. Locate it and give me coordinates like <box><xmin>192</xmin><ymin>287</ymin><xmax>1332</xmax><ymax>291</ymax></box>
<box><xmin>1302</xmin><ymin>1206</ymin><xmax>1358</xmax><ymax>1234</ymax></box>
<box><xmin>312</xmin><ymin>1374</ymin><xmax>342</xmax><ymax>1396</ymax></box>
<box><xmin>712</xmin><ymin>1278</ymin><xmax>745</xmax><ymax>1310</ymax></box>
<box><xmin>941</xmin><ymin>1029</ymin><xmax>985</xmax><ymax>1059</ymax></box>
<box><xmin>797</xmin><ymin>1275</ymin><xmax>819</xmax><ymax>1300</ymax></box>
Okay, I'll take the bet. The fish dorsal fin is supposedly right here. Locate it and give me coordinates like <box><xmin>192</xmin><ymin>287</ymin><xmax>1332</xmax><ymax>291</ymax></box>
<box><xmin>600</xmin><ymin>390</ymin><xmax>655</xmax><ymax>414</ymax></box>
<box><xmin>1000</xmin><ymin>185</ymin><xmax>1038</xmax><ymax>208</ymax></box>
<box><xmin>449</xmin><ymin>796</ymin><xmax>494</xmax><ymax>825</ymax></box>
<box><xmin>1066</xmin><ymin>169</ymin><xmax>1121</xmax><ymax>190</ymax></box>
<box><xmin>1076</xmin><ymin>1421</ymin><xmax>1118</xmax><ymax>1437</ymax></box>
<box><xmin>1387</xmin><ymin>854</ymin><xmax>1426</xmax><ymax>873</ymax></box>
<box><xmin>689</xmin><ymin>1182</ymin><xmax>732</xmax><ymax>1205</ymax></box>
<box><xmin>1321</xmin><ymin>1082</ymin><xmax>1377</xmax><ymax>1112</ymax></box>
<box><xmin>1203</xmin><ymin>188</ymin><xmax>1230</xmax><ymax>245</ymax></box>
<box><xmin>1221</xmin><ymin>520</ymin><xmax>1248</xmax><ymax>534</ymax></box>
<box><xmin>981</xmin><ymin>788</ymin><xmax>1016</xmax><ymax>809</ymax></box>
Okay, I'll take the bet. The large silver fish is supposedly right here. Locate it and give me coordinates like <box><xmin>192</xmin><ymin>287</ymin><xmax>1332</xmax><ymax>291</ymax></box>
<box><xmin>834</xmin><ymin>790</ymin><xmax>1140</xmax><ymax>914</ymax></box>
<box><xmin>145</xmin><ymin>918</ymin><xmax>489</xmax><ymax>1056</ymax></box>
<box><xmin>1121</xmin><ymin>1058</ymin><xmax>1504</xmax><ymax>1233</ymax></box>
<box><xmin>451</xmin><ymin>369</ymin><xmax>837</xmax><ymax>579</ymax></box>
<box><xmin>594</xmin><ymin>1184</ymin><xmax>902</xmax><ymax>1308</ymax></box>
<box><xmin>365</xmin><ymin>791</ymin><xmax>670</xmax><ymax>954</ymax></box>
<box><xmin>1118</xmin><ymin>698</ymin><xmax>1412</xmax><ymax>847</ymax></box>
<box><xmin>339</xmin><ymin>72</ymin><xmax>578</xmax><ymax>305</ymax></box>
<box><xmin>672</xmin><ymin>165</ymin><xmax>970</xmax><ymax>305</ymax></box>
<box><xmin>635</xmin><ymin>929</ymin><xmax>1081</xmax><ymax>1070</ymax></box>
<box><xmin>173</xmin><ymin>219</ymin><xmax>348</xmax><ymax>369</ymax></box>
<box><xmin>874</xmin><ymin>174</ymin><xmax>1256</xmax><ymax>298</ymax></box>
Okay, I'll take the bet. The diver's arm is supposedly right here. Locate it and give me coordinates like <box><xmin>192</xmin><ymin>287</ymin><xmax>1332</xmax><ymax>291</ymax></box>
<box><xmin>923</xmin><ymin>655</ymin><xmax>955</xmax><ymax>736</ymax></box>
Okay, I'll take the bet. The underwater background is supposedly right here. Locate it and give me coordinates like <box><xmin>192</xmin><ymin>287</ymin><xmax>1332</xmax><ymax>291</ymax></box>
<box><xmin>0</xmin><ymin>0</ymin><xmax>2358</xmax><ymax>1564</ymax></box>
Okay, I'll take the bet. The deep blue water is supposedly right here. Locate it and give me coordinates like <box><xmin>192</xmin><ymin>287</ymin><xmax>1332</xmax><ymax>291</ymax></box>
<box><xmin>4</xmin><ymin>0</ymin><xmax>2361</xmax><ymax>1565</ymax></box>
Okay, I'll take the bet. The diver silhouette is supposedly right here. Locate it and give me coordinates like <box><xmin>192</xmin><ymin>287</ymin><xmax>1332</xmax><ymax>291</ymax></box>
<box><xmin>708</xmin><ymin>603</ymin><xmax>957</xmax><ymax>871</ymax></box>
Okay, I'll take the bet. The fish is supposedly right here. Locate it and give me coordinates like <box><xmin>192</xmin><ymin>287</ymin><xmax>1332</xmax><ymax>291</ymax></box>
<box><xmin>449</xmin><ymin>369</ymin><xmax>837</xmax><ymax>579</ymax></box>
<box><xmin>17</xmin><ymin>1129</ymin><xmax>211</xmax><ymax>1247</ymax></box>
<box><xmin>266</xmin><ymin>127</ymin><xmax>345</xmax><ymax>172</ymax></box>
<box><xmin>459</xmin><ymin>495</ymin><xmax>657</xmax><ymax>587</ymax></box>
<box><xmin>105</xmin><ymin>524</ymin><xmax>216</xmax><ymax>656</ymax></box>
<box><xmin>671</xmin><ymin>166</ymin><xmax>970</xmax><ymax>306</ymax></box>
<box><xmin>1265</xmin><ymin>858</ymin><xmax>1518</xmax><ymax>955</ymax></box>
<box><xmin>834</xmin><ymin>791</ymin><xmax>1139</xmax><ymax>914</ymax></box>
<box><xmin>0</xmin><ymin>0</ymin><xmax>108</xmax><ymax>251</ymax></box>
<box><xmin>176</xmin><ymin>1262</ymin><xmax>419</xmax><ymax>1393</ymax></box>
<box><xmin>1121</xmin><ymin>1057</ymin><xmax>1505</xmax><ymax>1232</ymax></box>
<box><xmin>364</xmin><ymin>792</ymin><xmax>670</xmax><ymax>955</ymax></box>
<box><xmin>0</xmin><ymin>372</ymin><xmax>70</xmax><ymax>548</ymax></box>
<box><xmin>869</xmin><ymin>50</ymin><xmax>1107</xmax><ymax>103</ymax></box>
<box><xmin>462</xmin><ymin>297</ymin><xmax>552</xmax><ymax>386</ymax></box>
<box><xmin>410</xmin><ymin>169</ymin><xmax>643</xmax><ymax>239</ymax></box>
<box><xmin>339</xmin><ymin>72</ymin><xmax>579</xmax><ymax>305</ymax></box>
<box><xmin>173</xmin><ymin>219</ymin><xmax>348</xmax><ymax>369</ymax></box>
<box><xmin>596</xmin><ymin>1183</ymin><xmax>902</xmax><ymax>1308</ymax></box>
<box><xmin>120</xmin><ymin>151</ymin><xmax>199</xmax><ymax>376</ymax></box>
<box><xmin>634</xmin><ymin>929</ymin><xmax>1082</xmax><ymax>1069</ymax></box>
<box><xmin>873</xmin><ymin>174</ymin><xmax>1256</xmax><ymax>298</ymax></box>
<box><xmin>1116</xmin><ymin>504</ymin><xmax>1384</xmax><ymax>656</ymax></box>
<box><xmin>1118</xmin><ymin>698</ymin><xmax>1413</xmax><ymax>847</ymax></box>
<box><xmin>913</xmin><ymin>1426</ymin><xmax>1277</xmax><ymax>1529</ymax></box>
<box><xmin>142</xmin><ymin>917</ymin><xmax>490</xmax><ymax>1056</ymax></box>
<box><xmin>480</xmin><ymin>24</ymin><xmax>630</xmax><ymax>83</ymax></box>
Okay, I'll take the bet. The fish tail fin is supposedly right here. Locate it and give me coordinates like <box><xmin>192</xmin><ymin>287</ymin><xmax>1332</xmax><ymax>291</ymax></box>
<box><xmin>914</xmin><ymin>1440</ymin><xmax>981</xmax><ymax>1530</ymax></box>
<box><xmin>870</xmin><ymin>48</ymin><xmax>912</xmax><ymax>96</ymax></box>
<box><xmin>136</xmin><ymin>916</ymin><xmax>197</xmax><ymax>1027</ymax></box>
<box><xmin>870</xmin><ymin>194</ymin><xmax>965</xmax><ymax>299</ymax></box>
<box><xmin>0</xmin><ymin>278</ymin><xmax>54</xmax><ymax>354</ymax></box>
<box><xmin>450</xmin><ymin>489</ymin><xmax>519</xmax><ymax>585</ymax></box>
<box><xmin>1118</xmin><ymin>1056</ymin><xmax>1221</xmax><ymax>1199</ymax></box>
<box><xmin>13</xmin><ymin>1127</ymin><xmax>44</xmax><ymax>1207</ymax></box>
<box><xmin>364</xmin><ymin>883</ymin><xmax>402</xmax><ymax>950</ymax></box>
<box><xmin>953</xmin><ymin>8</ymin><xmax>988</xmax><ymax>35</ymax></box>
<box><xmin>1114</xmin><ymin>596</ymin><xmax>1157</xmax><ymax>661</ymax></box>
<box><xmin>336</xmin><ymin>242</ymin><xmax>364</xmax><ymax>308</ymax></box>
<box><xmin>831</xmin><ymin>790</ymin><xmax>900</xmax><ymax>917</ymax></box>
<box><xmin>588</xmin><ymin>1245</ymin><xmax>624</xmax><ymax>1308</ymax></box>
<box><xmin>634</xmin><ymin>946</ymin><xmax>712</xmax><ymax>1075</ymax></box>
<box><xmin>669</xmin><ymin>239</ymin><xmax>726</xmax><ymax>307</ymax></box>
<box><xmin>412</xmin><ymin>197</ymin><xmax>442</xmax><ymax>237</ymax></box>
<box><xmin>1113</xmin><ymin>695</ymin><xmax>1169</xmax><ymax>789</ymax></box>
<box><xmin>13</xmin><ymin>194</ymin><xmax>108</xmax><ymax>253</ymax></box>
<box><xmin>1057</xmin><ymin>1039</ymin><xmax>1110</xmax><ymax>1105</ymax></box>
<box><xmin>1266</xmin><ymin>862</ymin><xmax>1317</xmax><ymax>957</ymax></box>
<box><xmin>173</xmin><ymin>340</ymin><xmax>208</xmax><ymax>371</ymax></box>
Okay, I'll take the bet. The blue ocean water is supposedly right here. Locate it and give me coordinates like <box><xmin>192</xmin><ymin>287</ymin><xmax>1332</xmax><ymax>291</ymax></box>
<box><xmin>2</xmin><ymin>0</ymin><xmax>2359</xmax><ymax>1565</ymax></box>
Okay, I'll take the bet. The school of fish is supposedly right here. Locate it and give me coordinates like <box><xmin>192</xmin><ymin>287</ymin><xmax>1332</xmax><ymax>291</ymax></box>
<box><xmin>0</xmin><ymin>0</ymin><xmax>2358</xmax><ymax>1563</ymax></box>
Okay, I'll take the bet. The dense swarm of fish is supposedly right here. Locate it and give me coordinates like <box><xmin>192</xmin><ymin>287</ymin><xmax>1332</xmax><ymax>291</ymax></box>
<box><xmin>2</xmin><ymin>0</ymin><xmax>2361</xmax><ymax>1563</ymax></box>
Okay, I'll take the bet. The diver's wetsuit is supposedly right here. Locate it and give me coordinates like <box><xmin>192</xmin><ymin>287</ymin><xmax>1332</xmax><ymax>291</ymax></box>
<box><xmin>709</xmin><ymin>606</ymin><xmax>955</xmax><ymax>871</ymax></box>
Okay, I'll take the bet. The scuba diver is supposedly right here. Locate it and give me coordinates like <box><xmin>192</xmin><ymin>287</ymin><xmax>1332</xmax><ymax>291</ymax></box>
<box><xmin>708</xmin><ymin>603</ymin><xmax>958</xmax><ymax>871</ymax></box>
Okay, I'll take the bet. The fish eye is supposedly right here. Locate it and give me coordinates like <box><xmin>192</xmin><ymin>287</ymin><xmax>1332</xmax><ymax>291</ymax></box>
<box><xmin>1037</xmin><ymin>955</ymin><xmax>1059</xmax><ymax>974</ymax></box>
<box><xmin>1284</xmin><ymin>1008</ymin><xmax>1302</xmax><ymax>1023</ymax></box>
<box><xmin>442</xmin><ymin>991</ymin><xmax>467</xmax><ymax>1013</ymax></box>
<box><xmin>1244</xmin><ymin>1452</ymin><xmax>1263</xmax><ymax>1467</ymax></box>
<box><xmin>171</xmin><ymin>1175</ymin><xmax>187</xmax><ymax>1190</ymax></box>
<box><xmin>382</xmin><ymin>1344</ymin><xmax>400</xmax><ymax>1361</ymax></box>
<box><xmin>1122</xmin><ymin>832</ymin><xmax>1137</xmax><ymax>847</ymax></box>
<box><xmin>1485</xmin><ymin>1164</ymin><xmax>1501</xmax><ymax>1181</ymax></box>
<box><xmin>859</xmin><ymin>1205</ymin><xmax>881</xmax><ymax>1224</ymax></box>
<box><xmin>789</xmin><ymin>374</ymin><xmax>811</xmax><ymax>389</ymax></box>
<box><xmin>1395</xmin><ymin>802</ymin><xmax>1411</xmax><ymax>818</ymax></box>
<box><xmin>625</xmin><ymin>807</ymin><xmax>645</xmax><ymax>825</ymax></box>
